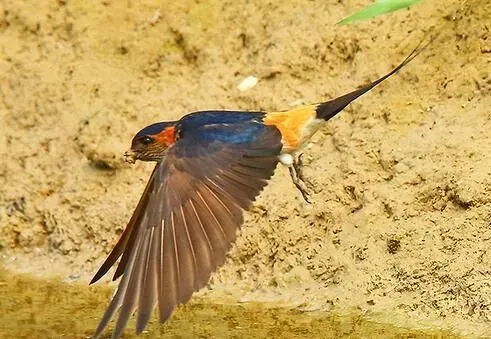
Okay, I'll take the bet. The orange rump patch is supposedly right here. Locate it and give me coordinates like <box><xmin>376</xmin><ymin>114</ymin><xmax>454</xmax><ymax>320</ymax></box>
<box><xmin>263</xmin><ymin>105</ymin><xmax>317</xmax><ymax>151</ymax></box>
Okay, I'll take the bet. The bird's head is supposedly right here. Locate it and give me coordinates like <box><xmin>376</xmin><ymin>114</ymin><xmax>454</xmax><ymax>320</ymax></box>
<box><xmin>125</xmin><ymin>122</ymin><xmax>177</xmax><ymax>163</ymax></box>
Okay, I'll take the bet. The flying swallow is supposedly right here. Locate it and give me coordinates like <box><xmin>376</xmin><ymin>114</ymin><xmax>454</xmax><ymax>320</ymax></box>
<box><xmin>90</xmin><ymin>40</ymin><xmax>431</xmax><ymax>338</ymax></box>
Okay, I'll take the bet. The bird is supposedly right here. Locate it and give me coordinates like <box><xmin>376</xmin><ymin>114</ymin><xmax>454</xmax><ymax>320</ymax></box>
<box><xmin>90</xmin><ymin>39</ymin><xmax>432</xmax><ymax>338</ymax></box>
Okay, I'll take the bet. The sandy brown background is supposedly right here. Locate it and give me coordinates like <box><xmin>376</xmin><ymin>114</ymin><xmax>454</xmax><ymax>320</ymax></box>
<box><xmin>1</xmin><ymin>0</ymin><xmax>490</xmax><ymax>336</ymax></box>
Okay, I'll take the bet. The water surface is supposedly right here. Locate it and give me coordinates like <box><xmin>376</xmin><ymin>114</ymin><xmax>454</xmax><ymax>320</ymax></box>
<box><xmin>0</xmin><ymin>267</ymin><xmax>459</xmax><ymax>338</ymax></box>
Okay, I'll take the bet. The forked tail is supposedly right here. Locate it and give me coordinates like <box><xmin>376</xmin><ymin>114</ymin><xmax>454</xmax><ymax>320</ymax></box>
<box><xmin>315</xmin><ymin>36</ymin><xmax>435</xmax><ymax>121</ymax></box>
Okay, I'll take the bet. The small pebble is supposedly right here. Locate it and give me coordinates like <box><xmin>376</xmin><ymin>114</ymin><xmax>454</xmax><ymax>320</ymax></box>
<box><xmin>237</xmin><ymin>76</ymin><xmax>258</xmax><ymax>91</ymax></box>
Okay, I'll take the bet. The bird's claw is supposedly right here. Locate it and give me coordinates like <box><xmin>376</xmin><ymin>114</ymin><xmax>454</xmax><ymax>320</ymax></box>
<box><xmin>295</xmin><ymin>179</ymin><xmax>314</xmax><ymax>204</ymax></box>
<box><xmin>288</xmin><ymin>154</ymin><xmax>314</xmax><ymax>204</ymax></box>
<box><xmin>294</xmin><ymin>153</ymin><xmax>310</xmax><ymax>183</ymax></box>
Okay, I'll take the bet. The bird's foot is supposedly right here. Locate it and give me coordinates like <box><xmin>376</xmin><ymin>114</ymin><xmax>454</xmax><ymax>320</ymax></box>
<box><xmin>295</xmin><ymin>178</ymin><xmax>314</xmax><ymax>204</ymax></box>
<box><xmin>295</xmin><ymin>154</ymin><xmax>315</xmax><ymax>190</ymax></box>
<box><xmin>289</xmin><ymin>154</ymin><xmax>314</xmax><ymax>204</ymax></box>
<box><xmin>294</xmin><ymin>154</ymin><xmax>307</xmax><ymax>182</ymax></box>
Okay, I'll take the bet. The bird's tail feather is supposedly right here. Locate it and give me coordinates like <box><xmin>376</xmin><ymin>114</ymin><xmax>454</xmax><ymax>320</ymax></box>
<box><xmin>315</xmin><ymin>35</ymin><xmax>436</xmax><ymax>121</ymax></box>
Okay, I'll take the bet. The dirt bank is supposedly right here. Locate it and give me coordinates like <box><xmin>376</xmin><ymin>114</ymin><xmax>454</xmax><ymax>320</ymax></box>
<box><xmin>1</xmin><ymin>0</ymin><xmax>490</xmax><ymax>337</ymax></box>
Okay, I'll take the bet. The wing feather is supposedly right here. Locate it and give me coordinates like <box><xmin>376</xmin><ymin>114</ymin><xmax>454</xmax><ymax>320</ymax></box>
<box><xmin>136</xmin><ymin>226</ymin><xmax>158</xmax><ymax>333</ymax></box>
<box><xmin>112</xmin><ymin>227</ymin><xmax>151</xmax><ymax>339</ymax></box>
<box><xmin>182</xmin><ymin>200</ymin><xmax>213</xmax><ymax>289</ymax></box>
<box><xmin>91</xmin><ymin>122</ymin><xmax>282</xmax><ymax>338</ymax></box>
<box><xmin>200</xmin><ymin>181</ymin><xmax>242</xmax><ymax>242</ymax></box>
<box><xmin>159</xmin><ymin>217</ymin><xmax>178</xmax><ymax>323</ymax></box>
<box><xmin>90</xmin><ymin>166</ymin><xmax>158</xmax><ymax>285</ymax></box>
<box><xmin>178</xmin><ymin>205</ymin><xmax>199</xmax><ymax>290</ymax></box>
<box><xmin>194</xmin><ymin>189</ymin><xmax>229</xmax><ymax>258</ymax></box>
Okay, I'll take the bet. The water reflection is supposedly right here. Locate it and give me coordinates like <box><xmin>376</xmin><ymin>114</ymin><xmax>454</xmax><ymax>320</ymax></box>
<box><xmin>0</xmin><ymin>267</ymin><xmax>458</xmax><ymax>338</ymax></box>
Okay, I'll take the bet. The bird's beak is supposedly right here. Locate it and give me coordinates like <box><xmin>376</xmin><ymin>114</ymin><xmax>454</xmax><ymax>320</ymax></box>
<box><xmin>124</xmin><ymin>149</ymin><xmax>137</xmax><ymax>164</ymax></box>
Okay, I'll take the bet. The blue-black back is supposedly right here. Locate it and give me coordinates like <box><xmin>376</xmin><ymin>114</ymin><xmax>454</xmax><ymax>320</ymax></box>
<box><xmin>176</xmin><ymin>110</ymin><xmax>271</xmax><ymax>146</ymax></box>
<box><xmin>179</xmin><ymin>110</ymin><xmax>264</xmax><ymax>129</ymax></box>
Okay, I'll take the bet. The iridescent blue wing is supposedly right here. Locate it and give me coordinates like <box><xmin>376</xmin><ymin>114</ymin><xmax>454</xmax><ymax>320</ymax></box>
<box><xmin>175</xmin><ymin>110</ymin><xmax>265</xmax><ymax>130</ymax></box>
<box><xmin>91</xmin><ymin>121</ymin><xmax>281</xmax><ymax>338</ymax></box>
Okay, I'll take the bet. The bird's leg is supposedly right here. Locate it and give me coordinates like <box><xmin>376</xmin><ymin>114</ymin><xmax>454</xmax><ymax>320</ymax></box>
<box><xmin>288</xmin><ymin>153</ymin><xmax>313</xmax><ymax>204</ymax></box>
<box><xmin>293</xmin><ymin>153</ymin><xmax>308</xmax><ymax>184</ymax></box>
<box><xmin>295</xmin><ymin>153</ymin><xmax>315</xmax><ymax>190</ymax></box>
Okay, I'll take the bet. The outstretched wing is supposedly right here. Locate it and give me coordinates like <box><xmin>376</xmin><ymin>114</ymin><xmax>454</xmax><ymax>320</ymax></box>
<box><xmin>91</xmin><ymin>121</ymin><xmax>282</xmax><ymax>339</ymax></box>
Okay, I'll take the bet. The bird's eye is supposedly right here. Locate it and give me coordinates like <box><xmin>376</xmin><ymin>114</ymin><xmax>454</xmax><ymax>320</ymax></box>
<box><xmin>141</xmin><ymin>136</ymin><xmax>154</xmax><ymax>145</ymax></box>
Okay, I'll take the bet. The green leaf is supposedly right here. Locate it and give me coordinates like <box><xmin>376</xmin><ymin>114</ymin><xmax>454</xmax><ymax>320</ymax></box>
<box><xmin>337</xmin><ymin>0</ymin><xmax>422</xmax><ymax>25</ymax></box>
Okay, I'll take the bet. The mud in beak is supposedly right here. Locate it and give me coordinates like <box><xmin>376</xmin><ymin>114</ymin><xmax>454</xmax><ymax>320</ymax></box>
<box><xmin>124</xmin><ymin>149</ymin><xmax>137</xmax><ymax>164</ymax></box>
